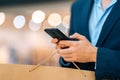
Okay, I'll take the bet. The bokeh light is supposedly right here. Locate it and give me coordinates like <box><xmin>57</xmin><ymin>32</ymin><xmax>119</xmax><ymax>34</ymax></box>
<box><xmin>56</xmin><ymin>24</ymin><xmax>67</xmax><ymax>34</ymax></box>
<box><xmin>13</xmin><ymin>15</ymin><xmax>26</xmax><ymax>29</ymax></box>
<box><xmin>29</xmin><ymin>20</ymin><xmax>41</xmax><ymax>31</ymax></box>
<box><xmin>32</xmin><ymin>10</ymin><xmax>46</xmax><ymax>24</ymax></box>
<box><xmin>48</xmin><ymin>13</ymin><xmax>62</xmax><ymax>27</ymax></box>
<box><xmin>62</xmin><ymin>15</ymin><xmax>70</xmax><ymax>29</ymax></box>
<box><xmin>0</xmin><ymin>12</ymin><xmax>5</xmax><ymax>26</ymax></box>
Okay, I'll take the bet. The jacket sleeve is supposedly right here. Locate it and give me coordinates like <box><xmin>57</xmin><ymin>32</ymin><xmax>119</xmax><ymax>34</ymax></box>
<box><xmin>95</xmin><ymin>47</ymin><xmax>120</xmax><ymax>80</ymax></box>
<box><xmin>59</xmin><ymin>0</ymin><xmax>95</xmax><ymax>71</ymax></box>
<box><xmin>59</xmin><ymin>57</ymin><xmax>72</xmax><ymax>67</ymax></box>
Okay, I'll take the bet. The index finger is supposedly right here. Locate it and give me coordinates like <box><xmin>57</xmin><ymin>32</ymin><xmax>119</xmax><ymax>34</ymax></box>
<box><xmin>59</xmin><ymin>40</ymin><xmax>76</xmax><ymax>47</ymax></box>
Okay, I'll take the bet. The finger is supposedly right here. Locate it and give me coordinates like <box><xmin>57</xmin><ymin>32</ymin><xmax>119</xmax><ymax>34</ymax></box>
<box><xmin>58</xmin><ymin>47</ymin><xmax>74</xmax><ymax>54</ymax></box>
<box><xmin>55</xmin><ymin>44</ymin><xmax>60</xmax><ymax>49</ymax></box>
<box><xmin>60</xmin><ymin>52</ymin><xmax>73</xmax><ymax>62</ymax></box>
<box><xmin>51</xmin><ymin>38</ymin><xmax>59</xmax><ymax>44</ymax></box>
<box><xmin>55</xmin><ymin>44</ymin><xmax>67</xmax><ymax>49</ymax></box>
<box><xmin>70</xmin><ymin>33</ymin><xmax>87</xmax><ymax>40</ymax></box>
<box><xmin>63</xmin><ymin>57</ymin><xmax>74</xmax><ymax>62</ymax></box>
<box><xmin>61</xmin><ymin>54</ymin><xmax>72</xmax><ymax>59</ymax></box>
<box><xmin>59</xmin><ymin>40</ymin><xmax>78</xmax><ymax>47</ymax></box>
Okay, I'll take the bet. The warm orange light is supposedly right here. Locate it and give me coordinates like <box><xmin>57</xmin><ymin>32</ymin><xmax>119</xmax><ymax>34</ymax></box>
<box><xmin>48</xmin><ymin>13</ymin><xmax>62</xmax><ymax>27</ymax></box>
<box><xmin>62</xmin><ymin>15</ymin><xmax>70</xmax><ymax>29</ymax></box>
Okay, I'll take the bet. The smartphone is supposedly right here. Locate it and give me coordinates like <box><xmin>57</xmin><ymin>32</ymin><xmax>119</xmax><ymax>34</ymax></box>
<box><xmin>44</xmin><ymin>28</ymin><xmax>78</xmax><ymax>41</ymax></box>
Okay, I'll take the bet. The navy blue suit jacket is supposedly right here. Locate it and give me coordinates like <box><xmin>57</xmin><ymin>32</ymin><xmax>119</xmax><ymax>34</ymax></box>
<box><xmin>59</xmin><ymin>0</ymin><xmax>120</xmax><ymax>79</ymax></box>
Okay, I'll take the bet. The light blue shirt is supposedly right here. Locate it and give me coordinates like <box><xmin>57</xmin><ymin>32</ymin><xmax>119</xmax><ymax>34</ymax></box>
<box><xmin>89</xmin><ymin>0</ymin><xmax>117</xmax><ymax>46</ymax></box>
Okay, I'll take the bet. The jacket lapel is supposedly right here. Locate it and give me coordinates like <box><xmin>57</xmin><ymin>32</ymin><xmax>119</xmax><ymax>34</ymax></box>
<box><xmin>78</xmin><ymin>0</ymin><xmax>94</xmax><ymax>41</ymax></box>
<box><xmin>96</xmin><ymin>1</ymin><xmax>120</xmax><ymax>46</ymax></box>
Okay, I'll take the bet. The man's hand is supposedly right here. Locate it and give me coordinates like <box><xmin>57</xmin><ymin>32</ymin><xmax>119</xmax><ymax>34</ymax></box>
<box><xmin>51</xmin><ymin>33</ymin><xmax>97</xmax><ymax>63</ymax></box>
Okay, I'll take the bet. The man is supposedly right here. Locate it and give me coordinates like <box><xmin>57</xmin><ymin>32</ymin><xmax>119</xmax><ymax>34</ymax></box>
<box><xmin>52</xmin><ymin>0</ymin><xmax>120</xmax><ymax>80</ymax></box>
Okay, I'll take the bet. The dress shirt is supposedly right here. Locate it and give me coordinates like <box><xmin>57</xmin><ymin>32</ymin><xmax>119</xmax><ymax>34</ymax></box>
<box><xmin>89</xmin><ymin>0</ymin><xmax>117</xmax><ymax>46</ymax></box>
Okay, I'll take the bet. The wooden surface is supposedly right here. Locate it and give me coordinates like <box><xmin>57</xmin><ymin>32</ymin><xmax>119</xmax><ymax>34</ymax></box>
<box><xmin>0</xmin><ymin>64</ymin><xmax>95</xmax><ymax>80</ymax></box>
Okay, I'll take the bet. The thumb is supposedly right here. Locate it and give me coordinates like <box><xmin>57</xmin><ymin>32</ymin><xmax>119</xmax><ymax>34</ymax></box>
<box><xmin>70</xmin><ymin>33</ymin><xmax>86</xmax><ymax>40</ymax></box>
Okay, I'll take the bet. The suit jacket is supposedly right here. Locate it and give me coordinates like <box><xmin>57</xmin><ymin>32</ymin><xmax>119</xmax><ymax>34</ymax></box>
<box><xmin>59</xmin><ymin>0</ymin><xmax>120</xmax><ymax>80</ymax></box>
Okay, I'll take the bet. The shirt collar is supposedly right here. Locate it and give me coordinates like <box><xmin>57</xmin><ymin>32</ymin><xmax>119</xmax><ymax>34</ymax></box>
<box><xmin>94</xmin><ymin>0</ymin><xmax>101</xmax><ymax>8</ymax></box>
<box><xmin>94</xmin><ymin>0</ymin><xmax>117</xmax><ymax>8</ymax></box>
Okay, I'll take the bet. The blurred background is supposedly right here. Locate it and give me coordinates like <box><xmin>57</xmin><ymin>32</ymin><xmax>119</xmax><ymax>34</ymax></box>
<box><xmin>0</xmin><ymin>0</ymin><xmax>73</xmax><ymax>66</ymax></box>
